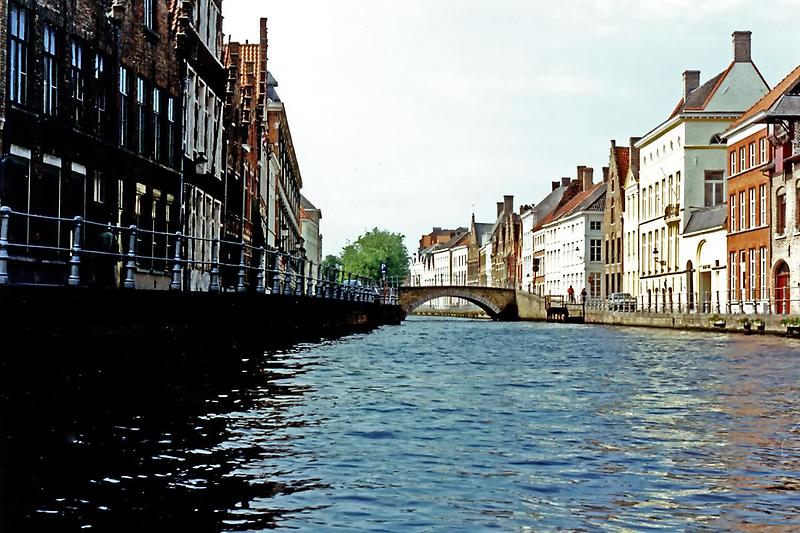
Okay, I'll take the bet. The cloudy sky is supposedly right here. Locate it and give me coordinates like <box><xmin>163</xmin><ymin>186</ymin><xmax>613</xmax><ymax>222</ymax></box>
<box><xmin>222</xmin><ymin>0</ymin><xmax>798</xmax><ymax>256</ymax></box>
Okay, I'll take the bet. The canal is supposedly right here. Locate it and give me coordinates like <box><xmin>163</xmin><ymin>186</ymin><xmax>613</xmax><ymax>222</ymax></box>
<box><xmin>2</xmin><ymin>317</ymin><xmax>800</xmax><ymax>530</ymax></box>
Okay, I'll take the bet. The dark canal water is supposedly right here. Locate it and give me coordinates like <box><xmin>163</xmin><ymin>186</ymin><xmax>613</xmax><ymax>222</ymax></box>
<box><xmin>2</xmin><ymin>317</ymin><xmax>800</xmax><ymax>531</ymax></box>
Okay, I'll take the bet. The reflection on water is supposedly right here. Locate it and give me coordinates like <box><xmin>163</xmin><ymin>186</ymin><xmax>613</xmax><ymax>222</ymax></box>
<box><xmin>2</xmin><ymin>319</ymin><xmax>800</xmax><ymax>530</ymax></box>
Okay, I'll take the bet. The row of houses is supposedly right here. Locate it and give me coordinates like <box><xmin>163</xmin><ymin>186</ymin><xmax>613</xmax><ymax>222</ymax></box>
<box><xmin>411</xmin><ymin>31</ymin><xmax>800</xmax><ymax>314</ymax></box>
<box><xmin>0</xmin><ymin>0</ymin><xmax>321</xmax><ymax>290</ymax></box>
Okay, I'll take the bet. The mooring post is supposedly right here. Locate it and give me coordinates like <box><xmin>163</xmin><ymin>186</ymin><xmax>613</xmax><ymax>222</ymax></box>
<box><xmin>170</xmin><ymin>231</ymin><xmax>183</xmax><ymax>291</ymax></box>
<box><xmin>256</xmin><ymin>247</ymin><xmax>266</xmax><ymax>294</ymax></box>
<box><xmin>67</xmin><ymin>216</ymin><xmax>83</xmax><ymax>287</ymax></box>
<box><xmin>124</xmin><ymin>225</ymin><xmax>137</xmax><ymax>289</ymax></box>
<box><xmin>0</xmin><ymin>206</ymin><xmax>11</xmax><ymax>285</ymax></box>
<box><xmin>209</xmin><ymin>238</ymin><xmax>221</xmax><ymax>292</ymax></box>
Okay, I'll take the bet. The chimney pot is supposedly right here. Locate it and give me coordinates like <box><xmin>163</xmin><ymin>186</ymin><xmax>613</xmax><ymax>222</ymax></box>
<box><xmin>733</xmin><ymin>31</ymin><xmax>751</xmax><ymax>62</ymax></box>
<box><xmin>561</xmin><ymin>177</ymin><xmax>570</xmax><ymax>187</ymax></box>
<box><xmin>683</xmin><ymin>70</ymin><xmax>700</xmax><ymax>101</ymax></box>
<box><xmin>497</xmin><ymin>202</ymin><xmax>504</xmax><ymax>217</ymax></box>
<box><xmin>551</xmin><ymin>181</ymin><xmax>559</xmax><ymax>191</ymax></box>
<box><xmin>579</xmin><ymin>166</ymin><xmax>594</xmax><ymax>191</ymax></box>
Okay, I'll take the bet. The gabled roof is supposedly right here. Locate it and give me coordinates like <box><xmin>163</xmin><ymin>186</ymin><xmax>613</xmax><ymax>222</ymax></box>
<box><xmin>267</xmin><ymin>71</ymin><xmax>281</xmax><ymax>103</ymax></box>
<box><xmin>472</xmin><ymin>223</ymin><xmax>493</xmax><ymax>247</ymax></box>
<box><xmin>539</xmin><ymin>183</ymin><xmax>606</xmax><ymax>228</ymax></box>
<box><xmin>683</xmin><ymin>204</ymin><xmax>727</xmax><ymax>235</ymax></box>
<box><xmin>728</xmin><ymin>64</ymin><xmax>800</xmax><ymax>130</ymax></box>
<box><xmin>300</xmin><ymin>195</ymin><xmax>317</xmax><ymax>211</ymax></box>
<box><xmin>669</xmin><ymin>69</ymin><xmax>729</xmax><ymax>118</ymax></box>
<box><xmin>613</xmin><ymin>147</ymin><xmax>630</xmax><ymax>182</ymax></box>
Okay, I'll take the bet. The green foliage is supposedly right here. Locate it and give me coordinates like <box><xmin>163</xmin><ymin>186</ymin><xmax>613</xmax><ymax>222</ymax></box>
<box><xmin>339</xmin><ymin>228</ymin><xmax>410</xmax><ymax>281</ymax></box>
<box><xmin>321</xmin><ymin>254</ymin><xmax>343</xmax><ymax>271</ymax></box>
<box><xmin>781</xmin><ymin>316</ymin><xmax>800</xmax><ymax>326</ymax></box>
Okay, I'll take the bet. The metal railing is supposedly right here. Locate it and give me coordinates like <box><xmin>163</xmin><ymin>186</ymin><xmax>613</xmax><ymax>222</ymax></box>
<box><xmin>0</xmin><ymin>206</ymin><xmax>399</xmax><ymax>305</ymax></box>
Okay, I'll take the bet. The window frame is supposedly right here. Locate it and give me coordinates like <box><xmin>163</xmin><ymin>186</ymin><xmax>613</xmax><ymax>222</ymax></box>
<box><xmin>9</xmin><ymin>4</ymin><xmax>29</xmax><ymax>105</ymax></box>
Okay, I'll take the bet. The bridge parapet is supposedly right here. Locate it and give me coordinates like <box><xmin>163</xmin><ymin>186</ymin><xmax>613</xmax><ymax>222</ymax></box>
<box><xmin>398</xmin><ymin>285</ymin><xmax>518</xmax><ymax>321</ymax></box>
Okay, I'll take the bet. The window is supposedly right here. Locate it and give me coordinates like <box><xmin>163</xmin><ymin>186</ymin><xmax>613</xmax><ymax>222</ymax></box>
<box><xmin>749</xmin><ymin>249</ymin><xmax>756</xmax><ymax>300</ymax></box>
<box><xmin>93</xmin><ymin>171</ymin><xmax>105</xmax><ymax>203</ymax></box>
<box><xmin>740</xmin><ymin>250</ymin><xmax>747</xmax><ymax>297</ymax></box>
<box><xmin>153</xmin><ymin>88</ymin><xmax>161</xmax><ymax>160</ymax></box>
<box><xmin>94</xmin><ymin>53</ymin><xmax>106</xmax><ymax>128</ymax></box>
<box><xmin>730</xmin><ymin>194</ymin><xmax>736</xmax><ymax>232</ymax></box>
<box><xmin>70</xmin><ymin>39</ymin><xmax>84</xmax><ymax>123</ymax></box>
<box><xmin>739</xmin><ymin>191</ymin><xmax>745</xmax><ymax>230</ymax></box>
<box><xmin>136</xmin><ymin>77</ymin><xmax>146</xmax><ymax>153</ymax></box>
<box><xmin>119</xmin><ymin>67</ymin><xmax>129</xmax><ymax>146</ymax></box>
<box><xmin>730</xmin><ymin>252</ymin><xmax>736</xmax><ymax>298</ymax></box>
<box><xmin>730</xmin><ymin>152</ymin><xmax>737</xmax><ymax>175</ymax></box>
<box><xmin>43</xmin><ymin>25</ymin><xmax>58</xmax><ymax>115</ymax></box>
<box><xmin>655</xmin><ymin>182</ymin><xmax>660</xmax><ymax>214</ymax></box>
<box><xmin>797</xmin><ymin>182</ymin><xmax>800</xmax><ymax>229</ymax></box>
<box><xmin>167</xmin><ymin>97</ymin><xmax>175</xmax><ymax>166</ymax></box>
<box><xmin>760</xmin><ymin>138</ymin><xmax>767</xmax><ymax>163</ymax></box>
<box><xmin>704</xmin><ymin>170</ymin><xmax>724</xmax><ymax>207</ymax></box>
<box><xmin>749</xmin><ymin>188</ymin><xmax>755</xmax><ymax>229</ymax></box>
<box><xmin>590</xmin><ymin>239</ymin><xmax>601</xmax><ymax>262</ymax></box>
<box><xmin>759</xmin><ymin>184</ymin><xmax>766</xmax><ymax>226</ymax></box>
<box><xmin>9</xmin><ymin>5</ymin><xmax>29</xmax><ymax>105</ymax></box>
<box><xmin>777</xmin><ymin>188</ymin><xmax>786</xmax><ymax>234</ymax></box>
<box><xmin>590</xmin><ymin>221</ymin><xmax>601</xmax><ymax>231</ymax></box>
<box><xmin>749</xmin><ymin>142</ymin><xmax>756</xmax><ymax>168</ymax></box>
<box><xmin>739</xmin><ymin>147</ymin><xmax>746</xmax><ymax>171</ymax></box>
<box><xmin>144</xmin><ymin>0</ymin><xmax>154</xmax><ymax>30</ymax></box>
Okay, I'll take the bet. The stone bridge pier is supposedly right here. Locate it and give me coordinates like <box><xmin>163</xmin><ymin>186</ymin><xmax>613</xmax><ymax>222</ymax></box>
<box><xmin>398</xmin><ymin>286</ymin><xmax>518</xmax><ymax>321</ymax></box>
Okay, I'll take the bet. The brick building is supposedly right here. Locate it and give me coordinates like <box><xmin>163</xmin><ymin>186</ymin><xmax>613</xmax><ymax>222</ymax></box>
<box><xmin>601</xmin><ymin>139</ymin><xmax>632</xmax><ymax>298</ymax></box>
<box><xmin>2</xmin><ymin>0</ymin><xmax>184</xmax><ymax>286</ymax></box>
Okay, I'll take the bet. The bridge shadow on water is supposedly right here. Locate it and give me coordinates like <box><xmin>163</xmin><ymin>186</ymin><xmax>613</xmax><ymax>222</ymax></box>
<box><xmin>0</xmin><ymin>338</ymin><xmax>332</xmax><ymax>532</ymax></box>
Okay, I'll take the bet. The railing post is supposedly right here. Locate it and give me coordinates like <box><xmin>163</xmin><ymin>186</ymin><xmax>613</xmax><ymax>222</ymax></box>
<box><xmin>316</xmin><ymin>264</ymin><xmax>323</xmax><ymax>297</ymax></box>
<box><xmin>209</xmin><ymin>238</ymin><xmax>221</xmax><ymax>293</ymax></box>
<box><xmin>0</xmin><ymin>207</ymin><xmax>11</xmax><ymax>285</ymax></box>
<box><xmin>256</xmin><ymin>247</ymin><xmax>266</xmax><ymax>294</ymax></box>
<box><xmin>67</xmin><ymin>216</ymin><xmax>83</xmax><ymax>287</ymax></box>
<box><xmin>296</xmin><ymin>255</ymin><xmax>304</xmax><ymax>296</ymax></box>
<box><xmin>237</xmin><ymin>242</ymin><xmax>247</xmax><ymax>293</ymax></box>
<box><xmin>124</xmin><ymin>225</ymin><xmax>137</xmax><ymax>289</ymax></box>
<box><xmin>170</xmin><ymin>231</ymin><xmax>183</xmax><ymax>291</ymax></box>
<box><xmin>272</xmin><ymin>251</ymin><xmax>282</xmax><ymax>294</ymax></box>
<box><xmin>306</xmin><ymin>261</ymin><xmax>314</xmax><ymax>295</ymax></box>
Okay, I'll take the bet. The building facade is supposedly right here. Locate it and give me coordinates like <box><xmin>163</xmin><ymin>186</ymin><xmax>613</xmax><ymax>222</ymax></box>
<box><xmin>601</xmin><ymin>139</ymin><xmax>631</xmax><ymax>298</ymax></box>
<box><xmin>635</xmin><ymin>31</ymin><xmax>768</xmax><ymax>305</ymax></box>
<box><xmin>300</xmin><ymin>195</ymin><xmax>322</xmax><ymax>267</ymax></box>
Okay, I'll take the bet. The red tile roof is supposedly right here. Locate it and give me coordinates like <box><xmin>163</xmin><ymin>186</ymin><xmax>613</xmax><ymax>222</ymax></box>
<box><xmin>614</xmin><ymin>147</ymin><xmax>630</xmax><ymax>181</ymax></box>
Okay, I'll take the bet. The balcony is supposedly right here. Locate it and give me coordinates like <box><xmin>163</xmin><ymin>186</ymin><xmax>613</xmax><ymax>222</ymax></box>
<box><xmin>664</xmin><ymin>204</ymin><xmax>680</xmax><ymax>224</ymax></box>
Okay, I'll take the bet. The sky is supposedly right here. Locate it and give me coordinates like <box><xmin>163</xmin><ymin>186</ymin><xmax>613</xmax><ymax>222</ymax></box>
<box><xmin>222</xmin><ymin>0</ymin><xmax>799</xmax><ymax>256</ymax></box>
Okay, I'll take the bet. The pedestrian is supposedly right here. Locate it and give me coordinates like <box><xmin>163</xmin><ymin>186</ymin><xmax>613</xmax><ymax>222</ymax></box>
<box><xmin>581</xmin><ymin>287</ymin><xmax>587</xmax><ymax>304</ymax></box>
<box><xmin>96</xmin><ymin>222</ymin><xmax>117</xmax><ymax>289</ymax></box>
<box><xmin>567</xmin><ymin>285</ymin><xmax>575</xmax><ymax>303</ymax></box>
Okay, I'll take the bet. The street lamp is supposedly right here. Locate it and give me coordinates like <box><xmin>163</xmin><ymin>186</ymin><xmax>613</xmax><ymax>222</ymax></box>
<box><xmin>653</xmin><ymin>247</ymin><xmax>666</xmax><ymax>267</ymax></box>
<box><xmin>194</xmin><ymin>152</ymin><xmax>208</xmax><ymax>175</ymax></box>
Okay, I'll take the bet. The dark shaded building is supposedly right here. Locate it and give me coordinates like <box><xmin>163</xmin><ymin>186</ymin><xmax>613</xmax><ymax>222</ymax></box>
<box><xmin>2</xmin><ymin>0</ymin><xmax>183</xmax><ymax>286</ymax></box>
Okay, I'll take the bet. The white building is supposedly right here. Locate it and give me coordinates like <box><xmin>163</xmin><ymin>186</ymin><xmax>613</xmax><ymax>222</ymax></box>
<box><xmin>679</xmin><ymin>205</ymin><xmax>728</xmax><ymax>313</ymax></box>
<box><xmin>622</xmin><ymin>160</ymin><xmax>640</xmax><ymax>296</ymax></box>
<box><xmin>542</xmin><ymin>181</ymin><xmax>606</xmax><ymax>300</ymax></box>
<box><xmin>634</xmin><ymin>31</ymin><xmax>768</xmax><ymax>304</ymax></box>
<box><xmin>520</xmin><ymin>206</ymin><xmax>535</xmax><ymax>292</ymax></box>
<box><xmin>300</xmin><ymin>195</ymin><xmax>322</xmax><ymax>267</ymax></box>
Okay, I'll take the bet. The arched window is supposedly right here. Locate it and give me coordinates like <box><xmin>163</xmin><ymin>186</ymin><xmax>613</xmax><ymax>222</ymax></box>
<box><xmin>777</xmin><ymin>187</ymin><xmax>787</xmax><ymax>234</ymax></box>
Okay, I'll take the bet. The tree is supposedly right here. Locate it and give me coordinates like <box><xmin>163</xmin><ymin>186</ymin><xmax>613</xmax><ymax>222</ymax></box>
<box><xmin>339</xmin><ymin>228</ymin><xmax>409</xmax><ymax>282</ymax></box>
<box><xmin>321</xmin><ymin>254</ymin><xmax>343</xmax><ymax>280</ymax></box>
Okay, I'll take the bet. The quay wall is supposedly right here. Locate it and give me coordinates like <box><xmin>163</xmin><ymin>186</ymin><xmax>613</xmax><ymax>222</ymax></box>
<box><xmin>515</xmin><ymin>290</ymin><xmax>795</xmax><ymax>336</ymax></box>
<box><xmin>0</xmin><ymin>286</ymin><xmax>405</xmax><ymax>353</ymax></box>
<box><xmin>410</xmin><ymin>309</ymin><xmax>489</xmax><ymax>319</ymax></box>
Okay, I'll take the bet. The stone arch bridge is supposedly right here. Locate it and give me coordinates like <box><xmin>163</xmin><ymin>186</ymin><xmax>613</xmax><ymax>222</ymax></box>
<box><xmin>398</xmin><ymin>286</ymin><xmax>518</xmax><ymax>321</ymax></box>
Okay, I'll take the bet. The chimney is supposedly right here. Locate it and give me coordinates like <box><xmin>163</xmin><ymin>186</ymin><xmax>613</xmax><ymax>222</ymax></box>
<box><xmin>552</xmin><ymin>181</ymin><xmax>559</xmax><ymax>191</ymax></box>
<box><xmin>683</xmin><ymin>70</ymin><xmax>700</xmax><ymax>101</ymax></box>
<box><xmin>733</xmin><ymin>31</ymin><xmax>751</xmax><ymax>62</ymax></box>
<box><xmin>503</xmin><ymin>195</ymin><xmax>514</xmax><ymax>215</ymax></box>
<box><xmin>629</xmin><ymin>136</ymin><xmax>642</xmax><ymax>176</ymax></box>
<box><xmin>561</xmin><ymin>177</ymin><xmax>570</xmax><ymax>187</ymax></box>
<box><xmin>578</xmin><ymin>166</ymin><xmax>594</xmax><ymax>191</ymax></box>
<box><xmin>602</xmin><ymin>166</ymin><xmax>609</xmax><ymax>183</ymax></box>
<box><xmin>497</xmin><ymin>202</ymin><xmax>504</xmax><ymax>217</ymax></box>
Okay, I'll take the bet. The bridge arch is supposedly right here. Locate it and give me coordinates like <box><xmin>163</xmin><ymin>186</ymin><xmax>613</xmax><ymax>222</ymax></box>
<box><xmin>398</xmin><ymin>286</ymin><xmax>518</xmax><ymax>321</ymax></box>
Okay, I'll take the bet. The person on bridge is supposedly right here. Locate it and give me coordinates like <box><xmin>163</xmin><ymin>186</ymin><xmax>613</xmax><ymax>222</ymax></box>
<box><xmin>567</xmin><ymin>285</ymin><xmax>575</xmax><ymax>303</ymax></box>
<box><xmin>581</xmin><ymin>288</ymin><xmax>587</xmax><ymax>305</ymax></box>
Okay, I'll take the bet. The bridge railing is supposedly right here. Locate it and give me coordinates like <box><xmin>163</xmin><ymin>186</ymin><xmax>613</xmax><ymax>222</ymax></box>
<box><xmin>0</xmin><ymin>206</ymin><xmax>400</xmax><ymax>305</ymax></box>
